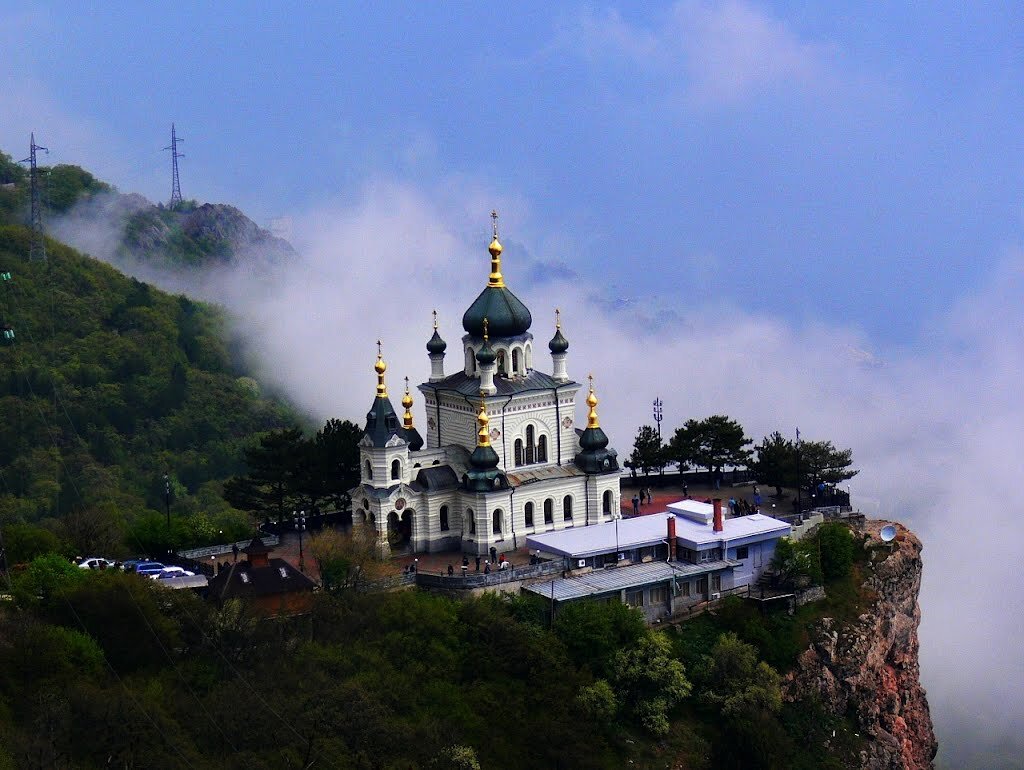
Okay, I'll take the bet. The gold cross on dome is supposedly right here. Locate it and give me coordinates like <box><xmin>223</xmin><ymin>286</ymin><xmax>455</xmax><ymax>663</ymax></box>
<box><xmin>376</xmin><ymin>339</ymin><xmax>382</xmax><ymax>358</ymax></box>
<box><xmin>432</xmin><ymin>309</ymin><xmax>438</xmax><ymax>329</ymax></box>
<box><xmin>491</xmin><ymin>209</ymin><xmax>499</xmax><ymax>239</ymax></box>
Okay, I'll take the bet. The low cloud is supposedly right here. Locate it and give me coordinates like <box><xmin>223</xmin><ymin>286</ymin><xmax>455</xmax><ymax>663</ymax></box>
<box><xmin>57</xmin><ymin>182</ymin><xmax>1024</xmax><ymax>768</ymax></box>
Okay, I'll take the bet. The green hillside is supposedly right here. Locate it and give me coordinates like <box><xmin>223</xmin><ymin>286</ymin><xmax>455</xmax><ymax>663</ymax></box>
<box><xmin>0</xmin><ymin>222</ymin><xmax>299</xmax><ymax>555</ymax></box>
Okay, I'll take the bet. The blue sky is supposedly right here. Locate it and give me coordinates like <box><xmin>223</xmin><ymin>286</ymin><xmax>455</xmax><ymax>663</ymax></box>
<box><xmin>3</xmin><ymin>1</ymin><xmax>1023</xmax><ymax>345</ymax></box>
<box><xmin>4</xmin><ymin>4</ymin><xmax>1024</xmax><ymax>763</ymax></box>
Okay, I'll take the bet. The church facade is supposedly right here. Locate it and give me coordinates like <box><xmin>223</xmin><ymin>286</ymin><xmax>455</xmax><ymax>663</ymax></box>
<box><xmin>351</xmin><ymin>215</ymin><xmax>621</xmax><ymax>557</ymax></box>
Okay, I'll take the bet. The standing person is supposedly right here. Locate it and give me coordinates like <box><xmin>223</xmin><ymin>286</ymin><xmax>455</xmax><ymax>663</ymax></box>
<box><xmin>447</xmin><ymin>564</ymin><xmax>454</xmax><ymax>577</ymax></box>
<box><xmin>682</xmin><ymin>480</ymin><xmax>689</xmax><ymax>498</ymax></box>
<box><xmin>632</xmin><ymin>494</ymin><xmax>640</xmax><ymax>515</ymax></box>
<box><xmin>475</xmin><ymin>555</ymin><xmax>481</xmax><ymax>572</ymax></box>
<box><xmin>484</xmin><ymin>561</ymin><xmax>491</xmax><ymax>574</ymax></box>
<box><xmin>646</xmin><ymin>488</ymin><xmax>653</xmax><ymax>505</ymax></box>
<box><xmin>489</xmin><ymin>546</ymin><xmax>497</xmax><ymax>565</ymax></box>
<box><xmin>461</xmin><ymin>555</ymin><xmax>469</xmax><ymax>576</ymax></box>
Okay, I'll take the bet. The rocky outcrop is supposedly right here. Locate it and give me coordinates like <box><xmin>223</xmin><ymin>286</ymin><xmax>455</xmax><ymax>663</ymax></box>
<box><xmin>784</xmin><ymin>521</ymin><xmax>937</xmax><ymax>769</ymax></box>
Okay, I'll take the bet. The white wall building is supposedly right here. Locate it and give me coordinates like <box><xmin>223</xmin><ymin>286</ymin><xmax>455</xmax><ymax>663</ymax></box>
<box><xmin>350</xmin><ymin>216</ymin><xmax>621</xmax><ymax>557</ymax></box>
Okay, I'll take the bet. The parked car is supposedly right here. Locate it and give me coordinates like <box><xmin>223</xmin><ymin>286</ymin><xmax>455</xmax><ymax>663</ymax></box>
<box><xmin>155</xmin><ymin>566</ymin><xmax>195</xmax><ymax>580</ymax></box>
<box><xmin>77</xmin><ymin>557</ymin><xmax>117</xmax><ymax>570</ymax></box>
<box><xmin>122</xmin><ymin>559</ymin><xmax>147</xmax><ymax>573</ymax></box>
<box><xmin>132</xmin><ymin>562</ymin><xmax>165</xmax><ymax>578</ymax></box>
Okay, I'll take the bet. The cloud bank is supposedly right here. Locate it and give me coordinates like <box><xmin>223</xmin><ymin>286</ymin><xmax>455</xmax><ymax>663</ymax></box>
<box><xmin>57</xmin><ymin>181</ymin><xmax>1024</xmax><ymax>769</ymax></box>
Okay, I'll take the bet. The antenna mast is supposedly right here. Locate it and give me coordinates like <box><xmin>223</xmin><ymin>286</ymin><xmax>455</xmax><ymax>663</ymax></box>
<box><xmin>19</xmin><ymin>133</ymin><xmax>48</xmax><ymax>261</ymax></box>
<box><xmin>163</xmin><ymin>123</ymin><xmax>184</xmax><ymax>208</ymax></box>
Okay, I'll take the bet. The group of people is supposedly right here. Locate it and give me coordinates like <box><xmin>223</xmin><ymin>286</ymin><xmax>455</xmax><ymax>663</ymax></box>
<box><xmin>630</xmin><ymin>488</ymin><xmax>655</xmax><ymax>515</ymax></box>
<box><xmin>446</xmin><ymin>547</ymin><xmax>512</xmax><ymax>577</ymax></box>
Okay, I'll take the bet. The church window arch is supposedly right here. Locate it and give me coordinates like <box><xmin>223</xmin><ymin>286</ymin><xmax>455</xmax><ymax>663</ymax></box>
<box><xmin>514</xmin><ymin>439</ymin><xmax>524</xmax><ymax>467</ymax></box>
<box><xmin>524</xmin><ymin>501</ymin><xmax>534</xmax><ymax>528</ymax></box>
<box><xmin>440</xmin><ymin>505</ymin><xmax>449</xmax><ymax>531</ymax></box>
<box><xmin>603</xmin><ymin>490</ymin><xmax>613</xmax><ymax>514</ymax></box>
<box><xmin>391</xmin><ymin>459</ymin><xmax>401</xmax><ymax>480</ymax></box>
<box><xmin>537</xmin><ymin>434</ymin><xmax>548</xmax><ymax>463</ymax></box>
<box><xmin>525</xmin><ymin>343</ymin><xmax>533</xmax><ymax>370</ymax></box>
<box><xmin>365</xmin><ymin>460</ymin><xmax>373</xmax><ymax>480</ymax></box>
<box><xmin>526</xmin><ymin>425</ymin><xmax>535</xmax><ymax>464</ymax></box>
<box><xmin>466</xmin><ymin>508</ymin><xmax>475</xmax><ymax>535</ymax></box>
<box><xmin>563</xmin><ymin>495</ymin><xmax>573</xmax><ymax>521</ymax></box>
<box><xmin>492</xmin><ymin>509</ymin><xmax>503</xmax><ymax>535</ymax></box>
<box><xmin>497</xmin><ymin>349</ymin><xmax>508</xmax><ymax>376</ymax></box>
<box><xmin>543</xmin><ymin>498</ymin><xmax>554</xmax><ymax>525</ymax></box>
<box><xmin>465</xmin><ymin>346</ymin><xmax>474</xmax><ymax>374</ymax></box>
<box><xmin>512</xmin><ymin>347</ymin><xmax>521</xmax><ymax>374</ymax></box>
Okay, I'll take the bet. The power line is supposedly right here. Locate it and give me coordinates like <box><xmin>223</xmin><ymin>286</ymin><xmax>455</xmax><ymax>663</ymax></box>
<box><xmin>163</xmin><ymin>123</ymin><xmax>185</xmax><ymax>208</ymax></box>
<box><xmin>19</xmin><ymin>133</ymin><xmax>48</xmax><ymax>262</ymax></box>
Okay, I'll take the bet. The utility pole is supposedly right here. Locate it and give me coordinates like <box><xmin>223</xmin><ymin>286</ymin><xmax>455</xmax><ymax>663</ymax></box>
<box><xmin>163</xmin><ymin>473</ymin><xmax>172</xmax><ymax>554</ymax></box>
<box><xmin>20</xmin><ymin>134</ymin><xmax>48</xmax><ymax>261</ymax></box>
<box><xmin>163</xmin><ymin>123</ymin><xmax>184</xmax><ymax>208</ymax></box>
<box><xmin>795</xmin><ymin>427</ymin><xmax>802</xmax><ymax>515</ymax></box>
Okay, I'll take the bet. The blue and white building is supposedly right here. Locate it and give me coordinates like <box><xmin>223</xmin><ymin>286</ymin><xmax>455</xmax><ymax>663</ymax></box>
<box><xmin>525</xmin><ymin>499</ymin><xmax>790</xmax><ymax>622</ymax></box>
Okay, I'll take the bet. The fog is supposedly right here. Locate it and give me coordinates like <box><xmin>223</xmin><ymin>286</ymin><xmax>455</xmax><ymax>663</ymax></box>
<box><xmin>56</xmin><ymin>184</ymin><xmax>1024</xmax><ymax>769</ymax></box>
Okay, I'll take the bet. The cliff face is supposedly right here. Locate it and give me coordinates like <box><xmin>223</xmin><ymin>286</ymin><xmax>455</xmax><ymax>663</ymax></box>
<box><xmin>785</xmin><ymin>521</ymin><xmax>937</xmax><ymax>769</ymax></box>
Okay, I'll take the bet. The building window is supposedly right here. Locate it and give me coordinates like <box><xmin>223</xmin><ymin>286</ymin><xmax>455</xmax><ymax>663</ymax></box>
<box><xmin>497</xmin><ymin>349</ymin><xmax>507</xmax><ymax>375</ymax></box>
<box><xmin>650</xmin><ymin>586</ymin><xmax>669</xmax><ymax>604</ymax></box>
<box><xmin>537</xmin><ymin>435</ymin><xmax>548</xmax><ymax>463</ymax></box>
<box><xmin>696</xmin><ymin>577</ymin><xmax>708</xmax><ymax>594</ymax></box>
<box><xmin>365</xmin><ymin>460</ymin><xmax>373</xmax><ymax>480</ymax></box>
<box><xmin>625</xmin><ymin>591</ymin><xmax>644</xmax><ymax>607</ymax></box>
<box><xmin>735</xmin><ymin>546</ymin><xmax>749</xmax><ymax>560</ymax></box>
<box><xmin>440</xmin><ymin>505</ymin><xmax>449</xmax><ymax>531</ymax></box>
<box><xmin>602</xmin><ymin>490</ymin><xmax>613</xmax><ymax>514</ymax></box>
<box><xmin>699</xmin><ymin>548</ymin><xmax>721</xmax><ymax>562</ymax></box>
<box><xmin>562</xmin><ymin>495</ymin><xmax>573</xmax><ymax>521</ymax></box>
<box><xmin>711</xmin><ymin>574</ymin><xmax>722</xmax><ymax>592</ymax></box>
<box><xmin>524</xmin><ymin>502</ymin><xmax>534</xmax><ymax>528</ymax></box>
<box><xmin>544</xmin><ymin>498</ymin><xmax>553</xmax><ymax>524</ymax></box>
<box><xmin>492</xmin><ymin>509</ymin><xmax>502</xmax><ymax>535</ymax></box>
<box><xmin>514</xmin><ymin>439</ymin><xmax>523</xmax><ymax>467</ymax></box>
<box><xmin>678</xmin><ymin>580</ymin><xmax>691</xmax><ymax>597</ymax></box>
<box><xmin>467</xmin><ymin>508</ymin><xmax>475</xmax><ymax>535</ymax></box>
<box><xmin>391</xmin><ymin>459</ymin><xmax>401</xmax><ymax>480</ymax></box>
<box><xmin>512</xmin><ymin>348</ymin><xmax>521</xmax><ymax>373</ymax></box>
<box><xmin>526</xmin><ymin>425</ymin><xmax>535</xmax><ymax>464</ymax></box>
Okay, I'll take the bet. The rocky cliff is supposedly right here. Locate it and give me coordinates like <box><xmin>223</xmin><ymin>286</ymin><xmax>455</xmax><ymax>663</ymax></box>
<box><xmin>785</xmin><ymin>521</ymin><xmax>937</xmax><ymax>769</ymax></box>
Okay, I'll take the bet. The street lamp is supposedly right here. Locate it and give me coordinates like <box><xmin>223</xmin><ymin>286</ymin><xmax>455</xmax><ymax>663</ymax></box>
<box><xmin>294</xmin><ymin>510</ymin><xmax>307</xmax><ymax>573</ymax></box>
<box><xmin>163</xmin><ymin>473</ymin><xmax>172</xmax><ymax>555</ymax></box>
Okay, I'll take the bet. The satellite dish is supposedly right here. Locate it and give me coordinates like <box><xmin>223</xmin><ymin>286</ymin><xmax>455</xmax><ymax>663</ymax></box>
<box><xmin>880</xmin><ymin>525</ymin><xmax>897</xmax><ymax>542</ymax></box>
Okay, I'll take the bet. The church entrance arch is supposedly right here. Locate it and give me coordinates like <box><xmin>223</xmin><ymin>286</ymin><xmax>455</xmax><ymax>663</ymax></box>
<box><xmin>388</xmin><ymin>509</ymin><xmax>413</xmax><ymax>549</ymax></box>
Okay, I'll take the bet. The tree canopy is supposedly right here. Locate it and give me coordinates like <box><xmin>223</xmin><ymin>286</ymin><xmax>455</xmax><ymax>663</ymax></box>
<box><xmin>627</xmin><ymin>424</ymin><xmax>667</xmax><ymax>478</ymax></box>
<box><xmin>668</xmin><ymin>415</ymin><xmax>752</xmax><ymax>479</ymax></box>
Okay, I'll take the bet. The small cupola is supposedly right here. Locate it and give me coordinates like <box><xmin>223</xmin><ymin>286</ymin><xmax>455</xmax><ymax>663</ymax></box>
<box><xmin>575</xmin><ymin>375</ymin><xmax>619</xmax><ymax>474</ymax></box>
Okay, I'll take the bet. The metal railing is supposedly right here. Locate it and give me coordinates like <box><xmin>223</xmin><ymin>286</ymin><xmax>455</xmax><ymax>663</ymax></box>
<box><xmin>177</xmin><ymin>535</ymin><xmax>280</xmax><ymax>561</ymax></box>
<box><xmin>415</xmin><ymin>559</ymin><xmax>566</xmax><ymax>590</ymax></box>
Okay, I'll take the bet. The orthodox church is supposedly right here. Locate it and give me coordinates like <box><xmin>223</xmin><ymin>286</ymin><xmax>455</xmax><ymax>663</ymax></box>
<box><xmin>351</xmin><ymin>214</ymin><xmax>621</xmax><ymax>556</ymax></box>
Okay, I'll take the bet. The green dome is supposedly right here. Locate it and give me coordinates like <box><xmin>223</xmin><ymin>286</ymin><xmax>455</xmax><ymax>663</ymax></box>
<box><xmin>462</xmin><ymin>286</ymin><xmax>532</xmax><ymax>338</ymax></box>
<box><xmin>548</xmin><ymin>327</ymin><xmax>569</xmax><ymax>354</ymax></box>
<box><xmin>476</xmin><ymin>339</ymin><xmax>496</xmax><ymax>366</ymax></box>
<box><xmin>426</xmin><ymin>329</ymin><xmax>447</xmax><ymax>354</ymax></box>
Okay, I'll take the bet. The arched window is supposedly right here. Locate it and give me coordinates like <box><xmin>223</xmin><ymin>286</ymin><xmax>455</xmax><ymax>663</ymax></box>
<box><xmin>512</xmin><ymin>348</ymin><xmax>521</xmax><ymax>374</ymax></box>
<box><xmin>467</xmin><ymin>508</ymin><xmax>475</xmax><ymax>534</ymax></box>
<box><xmin>514</xmin><ymin>439</ymin><xmax>523</xmax><ymax>467</ymax></box>
<box><xmin>525</xmin><ymin>343</ymin><xmax>532</xmax><ymax>370</ymax></box>
<box><xmin>391</xmin><ymin>459</ymin><xmax>401</xmax><ymax>480</ymax></box>
<box><xmin>603</xmin><ymin>490</ymin><xmax>613</xmax><ymax>514</ymax></box>
<box><xmin>465</xmin><ymin>346</ymin><xmax>474</xmax><ymax>373</ymax></box>
<box><xmin>365</xmin><ymin>459</ymin><xmax>373</xmax><ymax>480</ymax></box>
<box><xmin>563</xmin><ymin>495</ymin><xmax>573</xmax><ymax>521</ymax></box>
<box><xmin>440</xmin><ymin>505</ymin><xmax>449</xmax><ymax>531</ymax></box>
<box><xmin>544</xmin><ymin>498</ymin><xmax>554</xmax><ymax>524</ymax></box>
<box><xmin>526</xmin><ymin>425</ymin><xmax>535</xmax><ymax>464</ymax></box>
<box><xmin>492</xmin><ymin>509</ymin><xmax>502</xmax><ymax>535</ymax></box>
<box><xmin>497</xmin><ymin>349</ymin><xmax>507</xmax><ymax>375</ymax></box>
<box><xmin>524</xmin><ymin>502</ymin><xmax>534</xmax><ymax>528</ymax></box>
<box><xmin>537</xmin><ymin>435</ymin><xmax>548</xmax><ymax>463</ymax></box>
